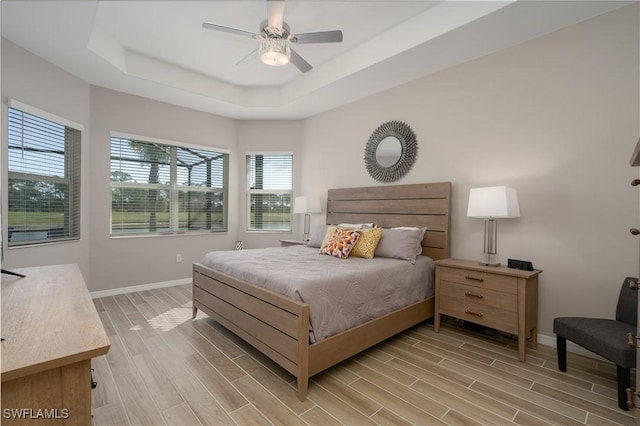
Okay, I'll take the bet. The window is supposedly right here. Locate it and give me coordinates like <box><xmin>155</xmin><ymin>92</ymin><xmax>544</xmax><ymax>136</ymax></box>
<box><xmin>110</xmin><ymin>134</ymin><xmax>228</xmax><ymax>235</ymax></box>
<box><xmin>246</xmin><ymin>153</ymin><xmax>293</xmax><ymax>231</ymax></box>
<box><xmin>7</xmin><ymin>104</ymin><xmax>81</xmax><ymax>246</ymax></box>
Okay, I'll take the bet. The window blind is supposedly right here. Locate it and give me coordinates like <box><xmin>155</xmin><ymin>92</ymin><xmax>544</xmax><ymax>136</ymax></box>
<box><xmin>110</xmin><ymin>136</ymin><xmax>228</xmax><ymax>235</ymax></box>
<box><xmin>247</xmin><ymin>153</ymin><xmax>293</xmax><ymax>231</ymax></box>
<box><xmin>7</xmin><ymin>106</ymin><xmax>81</xmax><ymax>246</ymax></box>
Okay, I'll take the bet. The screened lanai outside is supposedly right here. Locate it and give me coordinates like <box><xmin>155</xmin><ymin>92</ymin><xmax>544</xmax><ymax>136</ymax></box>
<box><xmin>110</xmin><ymin>135</ymin><xmax>228</xmax><ymax>236</ymax></box>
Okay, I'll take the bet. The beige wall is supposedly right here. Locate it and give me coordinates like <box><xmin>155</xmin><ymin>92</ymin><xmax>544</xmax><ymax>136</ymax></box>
<box><xmin>1</xmin><ymin>40</ymin><xmax>305</xmax><ymax>291</ymax></box>
<box><xmin>2</xmin><ymin>5</ymin><xmax>639</xmax><ymax>337</ymax></box>
<box><xmin>301</xmin><ymin>4</ymin><xmax>639</xmax><ymax>336</ymax></box>
<box><xmin>1</xmin><ymin>39</ymin><xmax>91</xmax><ymax>277</ymax></box>
<box><xmin>87</xmin><ymin>87</ymin><xmax>240</xmax><ymax>291</ymax></box>
<box><xmin>235</xmin><ymin>120</ymin><xmax>304</xmax><ymax>249</ymax></box>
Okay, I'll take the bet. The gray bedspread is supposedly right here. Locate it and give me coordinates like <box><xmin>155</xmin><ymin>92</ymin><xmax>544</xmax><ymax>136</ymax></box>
<box><xmin>202</xmin><ymin>245</ymin><xmax>435</xmax><ymax>343</ymax></box>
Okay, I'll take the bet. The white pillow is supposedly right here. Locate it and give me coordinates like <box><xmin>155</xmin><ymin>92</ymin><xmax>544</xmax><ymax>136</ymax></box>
<box><xmin>338</xmin><ymin>223</ymin><xmax>375</xmax><ymax>229</ymax></box>
<box><xmin>306</xmin><ymin>224</ymin><xmax>329</xmax><ymax>248</ymax></box>
<box><xmin>374</xmin><ymin>227</ymin><xmax>427</xmax><ymax>263</ymax></box>
<box><xmin>393</xmin><ymin>227</ymin><xmax>427</xmax><ymax>255</ymax></box>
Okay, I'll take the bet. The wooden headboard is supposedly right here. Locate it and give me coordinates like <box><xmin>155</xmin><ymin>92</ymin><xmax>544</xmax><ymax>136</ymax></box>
<box><xmin>326</xmin><ymin>182</ymin><xmax>451</xmax><ymax>260</ymax></box>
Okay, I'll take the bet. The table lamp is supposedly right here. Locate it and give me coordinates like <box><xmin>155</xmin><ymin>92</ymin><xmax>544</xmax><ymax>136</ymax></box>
<box><xmin>467</xmin><ymin>186</ymin><xmax>520</xmax><ymax>266</ymax></box>
<box><xmin>293</xmin><ymin>195</ymin><xmax>322</xmax><ymax>241</ymax></box>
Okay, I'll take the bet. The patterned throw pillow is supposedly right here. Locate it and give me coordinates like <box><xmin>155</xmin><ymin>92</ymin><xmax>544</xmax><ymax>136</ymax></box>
<box><xmin>320</xmin><ymin>228</ymin><xmax>361</xmax><ymax>259</ymax></box>
<box><xmin>350</xmin><ymin>227</ymin><xmax>383</xmax><ymax>259</ymax></box>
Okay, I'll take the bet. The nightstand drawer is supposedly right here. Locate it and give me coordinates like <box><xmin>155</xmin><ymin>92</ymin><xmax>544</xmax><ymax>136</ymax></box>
<box><xmin>440</xmin><ymin>266</ymin><xmax>517</xmax><ymax>294</ymax></box>
<box><xmin>438</xmin><ymin>282</ymin><xmax>517</xmax><ymax>312</ymax></box>
<box><xmin>439</xmin><ymin>295</ymin><xmax>518</xmax><ymax>334</ymax></box>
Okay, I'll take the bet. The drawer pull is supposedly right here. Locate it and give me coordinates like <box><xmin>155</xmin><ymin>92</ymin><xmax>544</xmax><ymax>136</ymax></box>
<box><xmin>465</xmin><ymin>275</ymin><xmax>484</xmax><ymax>282</ymax></box>
<box><xmin>632</xmin><ymin>228</ymin><xmax>640</xmax><ymax>236</ymax></box>
<box><xmin>632</xmin><ymin>179</ymin><xmax>640</xmax><ymax>187</ymax></box>
<box><xmin>464</xmin><ymin>309</ymin><xmax>483</xmax><ymax>318</ymax></box>
<box><xmin>464</xmin><ymin>291</ymin><xmax>484</xmax><ymax>299</ymax></box>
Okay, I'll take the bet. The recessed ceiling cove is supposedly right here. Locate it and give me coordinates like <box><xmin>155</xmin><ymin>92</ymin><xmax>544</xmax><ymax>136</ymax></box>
<box><xmin>1</xmin><ymin>1</ymin><xmax>631</xmax><ymax>119</ymax></box>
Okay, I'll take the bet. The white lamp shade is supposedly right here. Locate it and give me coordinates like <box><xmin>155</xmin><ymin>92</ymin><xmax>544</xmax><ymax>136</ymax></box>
<box><xmin>467</xmin><ymin>186</ymin><xmax>520</xmax><ymax>218</ymax></box>
<box><xmin>293</xmin><ymin>196</ymin><xmax>322</xmax><ymax>214</ymax></box>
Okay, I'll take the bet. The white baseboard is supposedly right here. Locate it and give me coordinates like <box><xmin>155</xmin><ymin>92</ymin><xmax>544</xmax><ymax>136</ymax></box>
<box><xmin>537</xmin><ymin>332</ymin><xmax>559</xmax><ymax>349</ymax></box>
<box><xmin>90</xmin><ymin>277</ymin><xmax>191</xmax><ymax>299</ymax></box>
<box><xmin>89</xmin><ymin>281</ymin><xmax>608</xmax><ymax>363</ymax></box>
<box><xmin>537</xmin><ymin>332</ymin><xmax>607</xmax><ymax>361</ymax></box>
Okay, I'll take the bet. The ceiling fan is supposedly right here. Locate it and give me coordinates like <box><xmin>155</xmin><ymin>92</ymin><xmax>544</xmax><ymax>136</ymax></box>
<box><xmin>202</xmin><ymin>0</ymin><xmax>343</xmax><ymax>73</ymax></box>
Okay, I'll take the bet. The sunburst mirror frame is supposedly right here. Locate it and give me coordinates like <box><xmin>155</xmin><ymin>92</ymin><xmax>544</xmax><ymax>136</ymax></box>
<box><xmin>364</xmin><ymin>120</ymin><xmax>418</xmax><ymax>183</ymax></box>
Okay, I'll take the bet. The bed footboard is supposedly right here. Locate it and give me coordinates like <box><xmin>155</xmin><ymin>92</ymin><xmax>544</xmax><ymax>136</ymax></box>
<box><xmin>192</xmin><ymin>263</ymin><xmax>310</xmax><ymax>400</ymax></box>
<box><xmin>308</xmin><ymin>297</ymin><xmax>434</xmax><ymax>376</ymax></box>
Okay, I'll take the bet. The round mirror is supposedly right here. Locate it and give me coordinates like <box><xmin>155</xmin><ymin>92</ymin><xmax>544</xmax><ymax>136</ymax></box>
<box><xmin>375</xmin><ymin>136</ymin><xmax>402</xmax><ymax>167</ymax></box>
<box><xmin>364</xmin><ymin>121</ymin><xmax>418</xmax><ymax>183</ymax></box>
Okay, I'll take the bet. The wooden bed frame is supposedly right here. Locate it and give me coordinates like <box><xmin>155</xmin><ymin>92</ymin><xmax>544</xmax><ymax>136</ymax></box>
<box><xmin>192</xmin><ymin>182</ymin><xmax>451</xmax><ymax>400</ymax></box>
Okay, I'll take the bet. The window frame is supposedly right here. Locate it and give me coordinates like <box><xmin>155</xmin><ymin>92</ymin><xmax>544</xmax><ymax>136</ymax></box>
<box><xmin>246</xmin><ymin>152</ymin><xmax>293</xmax><ymax>232</ymax></box>
<box><xmin>6</xmin><ymin>100</ymin><xmax>83</xmax><ymax>247</ymax></box>
<box><xmin>109</xmin><ymin>132</ymin><xmax>229</xmax><ymax>237</ymax></box>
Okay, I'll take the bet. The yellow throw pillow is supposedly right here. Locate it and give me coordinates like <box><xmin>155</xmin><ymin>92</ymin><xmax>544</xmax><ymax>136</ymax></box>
<box><xmin>350</xmin><ymin>227</ymin><xmax>383</xmax><ymax>259</ymax></box>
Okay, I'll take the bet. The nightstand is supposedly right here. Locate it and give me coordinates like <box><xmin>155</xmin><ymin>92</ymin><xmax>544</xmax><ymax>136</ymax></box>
<box><xmin>434</xmin><ymin>258</ymin><xmax>542</xmax><ymax>362</ymax></box>
<box><xmin>279</xmin><ymin>239</ymin><xmax>307</xmax><ymax>247</ymax></box>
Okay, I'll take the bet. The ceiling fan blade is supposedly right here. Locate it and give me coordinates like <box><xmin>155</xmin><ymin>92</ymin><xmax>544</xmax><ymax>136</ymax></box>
<box><xmin>291</xmin><ymin>30</ymin><xmax>343</xmax><ymax>44</ymax></box>
<box><xmin>202</xmin><ymin>22</ymin><xmax>258</xmax><ymax>38</ymax></box>
<box><xmin>267</xmin><ymin>0</ymin><xmax>285</xmax><ymax>28</ymax></box>
<box><xmin>290</xmin><ymin>49</ymin><xmax>312</xmax><ymax>73</ymax></box>
<box><xmin>236</xmin><ymin>48</ymin><xmax>258</xmax><ymax>66</ymax></box>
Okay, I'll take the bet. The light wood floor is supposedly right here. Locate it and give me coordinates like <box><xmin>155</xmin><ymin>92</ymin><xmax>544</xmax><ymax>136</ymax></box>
<box><xmin>92</xmin><ymin>284</ymin><xmax>635</xmax><ymax>425</ymax></box>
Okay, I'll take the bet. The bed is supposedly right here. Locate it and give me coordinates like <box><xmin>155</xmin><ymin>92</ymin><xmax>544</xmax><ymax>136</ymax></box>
<box><xmin>192</xmin><ymin>182</ymin><xmax>451</xmax><ymax>401</ymax></box>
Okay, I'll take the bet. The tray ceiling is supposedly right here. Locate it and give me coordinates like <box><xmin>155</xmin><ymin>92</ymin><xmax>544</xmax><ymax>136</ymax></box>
<box><xmin>1</xmin><ymin>1</ymin><xmax>631</xmax><ymax>119</ymax></box>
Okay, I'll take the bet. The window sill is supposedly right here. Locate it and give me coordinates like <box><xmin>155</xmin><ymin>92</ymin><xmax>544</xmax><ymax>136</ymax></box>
<box><xmin>109</xmin><ymin>230</ymin><xmax>227</xmax><ymax>239</ymax></box>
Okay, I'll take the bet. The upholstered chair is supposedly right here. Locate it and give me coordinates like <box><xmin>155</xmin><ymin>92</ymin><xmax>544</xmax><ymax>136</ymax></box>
<box><xmin>553</xmin><ymin>277</ymin><xmax>638</xmax><ymax>411</ymax></box>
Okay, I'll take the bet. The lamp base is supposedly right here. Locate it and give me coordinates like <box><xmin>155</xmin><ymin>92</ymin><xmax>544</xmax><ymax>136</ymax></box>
<box><xmin>480</xmin><ymin>252</ymin><xmax>500</xmax><ymax>267</ymax></box>
<box><xmin>480</xmin><ymin>220</ymin><xmax>500</xmax><ymax>267</ymax></box>
<box><xmin>302</xmin><ymin>213</ymin><xmax>311</xmax><ymax>242</ymax></box>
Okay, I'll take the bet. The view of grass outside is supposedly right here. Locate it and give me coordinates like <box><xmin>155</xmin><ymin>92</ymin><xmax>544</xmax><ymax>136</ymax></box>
<box><xmin>110</xmin><ymin>211</ymin><xmax>226</xmax><ymax>233</ymax></box>
<box><xmin>248</xmin><ymin>212</ymin><xmax>291</xmax><ymax>229</ymax></box>
<box><xmin>7</xmin><ymin>211</ymin><xmax>64</xmax><ymax>227</ymax></box>
<box><xmin>7</xmin><ymin>106</ymin><xmax>81</xmax><ymax>245</ymax></box>
<box><xmin>110</xmin><ymin>136</ymin><xmax>228</xmax><ymax>235</ymax></box>
<box><xmin>247</xmin><ymin>154</ymin><xmax>293</xmax><ymax>231</ymax></box>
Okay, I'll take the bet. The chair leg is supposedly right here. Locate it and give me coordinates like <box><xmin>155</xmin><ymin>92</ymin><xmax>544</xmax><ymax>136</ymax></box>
<box><xmin>617</xmin><ymin>365</ymin><xmax>631</xmax><ymax>411</ymax></box>
<box><xmin>556</xmin><ymin>335</ymin><xmax>567</xmax><ymax>372</ymax></box>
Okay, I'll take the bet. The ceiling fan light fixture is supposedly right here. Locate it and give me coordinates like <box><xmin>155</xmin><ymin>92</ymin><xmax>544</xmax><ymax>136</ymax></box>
<box><xmin>259</xmin><ymin>36</ymin><xmax>290</xmax><ymax>66</ymax></box>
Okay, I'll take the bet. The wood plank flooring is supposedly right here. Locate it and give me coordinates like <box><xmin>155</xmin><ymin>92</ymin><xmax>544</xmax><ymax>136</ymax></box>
<box><xmin>92</xmin><ymin>284</ymin><xmax>635</xmax><ymax>425</ymax></box>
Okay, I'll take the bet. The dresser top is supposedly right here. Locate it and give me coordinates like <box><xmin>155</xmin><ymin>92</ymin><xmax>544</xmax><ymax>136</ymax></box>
<box><xmin>434</xmin><ymin>258</ymin><xmax>542</xmax><ymax>278</ymax></box>
<box><xmin>1</xmin><ymin>264</ymin><xmax>111</xmax><ymax>382</ymax></box>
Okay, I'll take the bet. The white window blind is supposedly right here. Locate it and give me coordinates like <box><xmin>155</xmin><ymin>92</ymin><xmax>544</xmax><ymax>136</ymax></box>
<box><xmin>7</xmin><ymin>106</ymin><xmax>81</xmax><ymax>246</ymax></box>
<box><xmin>246</xmin><ymin>153</ymin><xmax>293</xmax><ymax>231</ymax></box>
<box><xmin>110</xmin><ymin>136</ymin><xmax>228</xmax><ymax>235</ymax></box>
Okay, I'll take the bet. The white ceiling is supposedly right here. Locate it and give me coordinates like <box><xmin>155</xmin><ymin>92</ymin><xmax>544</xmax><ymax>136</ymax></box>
<box><xmin>1</xmin><ymin>1</ymin><xmax>632</xmax><ymax>120</ymax></box>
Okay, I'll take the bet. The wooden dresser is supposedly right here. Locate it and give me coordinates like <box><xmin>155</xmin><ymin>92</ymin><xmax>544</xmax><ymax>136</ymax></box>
<box><xmin>433</xmin><ymin>258</ymin><xmax>542</xmax><ymax>361</ymax></box>
<box><xmin>1</xmin><ymin>264</ymin><xmax>110</xmax><ymax>425</ymax></box>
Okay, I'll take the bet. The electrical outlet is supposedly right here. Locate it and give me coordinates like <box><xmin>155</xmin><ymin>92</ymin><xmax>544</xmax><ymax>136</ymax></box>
<box><xmin>176</xmin><ymin>254</ymin><xmax>182</xmax><ymax>263</ymax></box>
